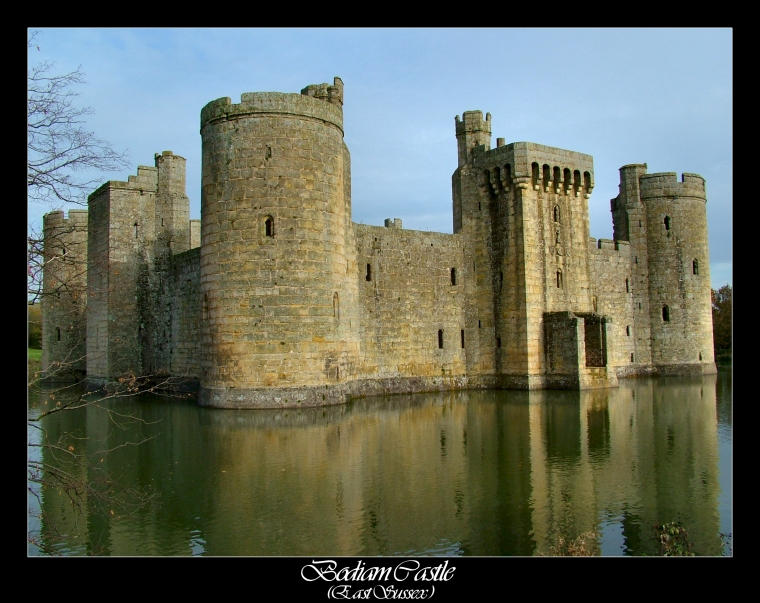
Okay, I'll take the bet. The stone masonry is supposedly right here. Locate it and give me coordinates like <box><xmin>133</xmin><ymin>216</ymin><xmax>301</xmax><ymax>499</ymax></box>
<box><xmin>41</xmin><ymin>77</ymin><xmax>717</xmax><ymax>407</ymax></box>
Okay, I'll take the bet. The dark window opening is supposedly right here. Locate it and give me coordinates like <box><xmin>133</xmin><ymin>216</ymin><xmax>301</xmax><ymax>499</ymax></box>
<box><xmin>461</xmin><ymin>330</ymin><xmax>465</xmax><ymax>349</ymax></box>
<box><xmin>693</xmin><ymin>259</ymin><xmax>699</xmax><ymax>275</ymax></box>
<box><xmin>699</xmin><ymin>352</ymin><xmax>702</xmax><ymax>361</ymax></box>
<box><xmin>62</xmin><ymin>245</ymin><xmax>66</xmax><ymax>255</ymax></box>
<box><xmin>631</xmin><ymin>353</ymin><xmax>635</xmax><ymax>363</ymax></box>
<box><xmin>625</xmin><ymin>278</ymin><xmax>630</xmax><ymax>292</ymax></box>
<box><xmin>365</xmin><ymin>264</ymin><xmax>372</xmax><ymax>281</ymax></box>
<box><xmin>556</xmin><ymin>270</ymin><xmax>563</xmax><ymax>288</ymax></box>
<box><xmin>626</xmin><ymin>325</ymin><xmax>630</xmax><ymax>336</ymax></box>
<box><xmin>450</xmin><ymin>268</ymin><xmax>457</xmax><ymax>286</ymax></box>
<box><xmin>499</xmin><ymin>271</ymin><xmax>503</xmax><ymax>292</ymax></box>
<box><xmin>134</xmin><ymin>222</ymin><xmax>139</xmax><ymax>238</ymax></box>
<box><xmin>496</xmin><ymin>336</ymin><xmax>502</xmax><ymax>348</ymax></box>
<box><xmin>478</xmin><ymin>319</ymin><xmax>481</xmax><ymax>328</ymax></box>
<box><xmin>438</xmin><ymin>329</ymin><xmax>444</xmax><ymax>349</ymax></box>
<box><xmin>553</xmin><ymin>205</ymin><xmax>560</xmax><ymax>222</ymax></box>
<box><xmin>265</xmin><ymin>216</ymin><xmax>274</xmax><ymax>237</ymax></box>
<box><xmin>664</xmin><ymin>216</ymin><xmax>671</xmax><ymax>231</ymax></box>
<box><xmin>662</xmin><ymin>305</ymin><xmax>670</xmax><ymax>322</ymax></box>
<box><xmin>56</xmin><ymin>327</ymin><xmax>61</xmax><ymax>341</ymax></box>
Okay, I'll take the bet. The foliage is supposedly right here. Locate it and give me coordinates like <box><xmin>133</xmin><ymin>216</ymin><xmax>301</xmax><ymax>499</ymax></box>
<box><xmin>656</xmin><ymin>521</ymin><xmax>695</xmax><ymax>556</ymax></box>
<box><xmin>711</xmin><ymin>285</ymin><xmax>732</xmax><ymax>361</ymax></box>
<box><xmin>27</xmin><ymin>31</ymin><xmax>128</xmax><ymax>208</ymax></box>
<box><xmin>27</xmin><ymin>30</ymin><xmax>128</xmax><ymax>305</ymax></box>
<box><xmin>540</xmin><ymin>530</ymin><xmax>600</xmax><ymax>556</ymax></box>
<box><xmin>28</xmin><ymin>303</ymin><xmax>42</xmax><ymax>348</ymax></box>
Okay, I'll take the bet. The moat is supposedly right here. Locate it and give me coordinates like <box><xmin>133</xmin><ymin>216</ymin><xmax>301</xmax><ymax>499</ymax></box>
<box><xmin>27</xmin><ymin>366</ymin><xmax>732</xmax><ymax>556</ymax></box>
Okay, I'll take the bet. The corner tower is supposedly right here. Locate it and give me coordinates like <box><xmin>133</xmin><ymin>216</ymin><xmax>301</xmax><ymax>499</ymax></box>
<box><xmin>639</xmin><ymin>171</ymin><xmax>716</xmax><ymax>373</ymax></box>
<box><xmin>611</xmin><ymin>166</ymin><xmax>716</xmax><ymax>375</ymax></box>
<box><xmin>41</xmin><ymin>209</ymin><xmax>88</xmax><ymax>380</ymax></box>
<box><xmin>198</xmin><ymin>77</ymin><xmax>360</xmax><ymax>408</ymax></box>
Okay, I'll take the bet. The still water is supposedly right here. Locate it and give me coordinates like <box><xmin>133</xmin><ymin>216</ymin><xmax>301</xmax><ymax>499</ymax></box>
<box><xmin>27</xmin><ymin>367</ymin><xmax>732</xmax><ymax>556</ymax></box>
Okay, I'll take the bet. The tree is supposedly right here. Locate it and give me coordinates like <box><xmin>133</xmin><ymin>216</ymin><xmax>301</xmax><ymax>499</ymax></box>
<box><xmin>27</xmin><ymin>32</ymin><xmax>128</xmax><ymax>208</ymax></box>
<box><xmin>26</xmin><ymin>32</ymin><xmax>163</xmax><ymax>554</ymax></box>
<box><xmin>711</xmin><ymin>285</ymin><xmax>732</xmax><ymax>360</ymax></box>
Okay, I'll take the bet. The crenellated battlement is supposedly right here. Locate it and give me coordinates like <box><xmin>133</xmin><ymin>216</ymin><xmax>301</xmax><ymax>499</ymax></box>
<box><xmin>455</xmin><ymin>111</ymin><xmax>491</xmax><ymax>136</ymax></box>
<box><xmin>89</xmin><ymin>165</ymin><xmax>158</xmax><ymax>199</ymax></box>
<box><xmin>43</xmin><ymin>208</ymin><xmax>89</xmax><ymax>228</ymax></box>
<box><xmin>473</xmin><ymin>140</ymin><xmax>594</xmax><ymax>197</ymax></box>
<box><xmin>639</xmin><ymin>171</ymin><xmax>706</xmax><ymax>201</ymax></box>
<box><xmin>301</xmin><ymin>76</ymin><xmax>343</xmax><ymax>107</ymax></box>
<box><xmin>200</xmin><ymin>77</ymin><xmax>344</xmax><ymax>133</ymax></box>
<box><xmin>588</xmin><ymin>237</ymin><xmax>631</xmax><ymax>254</ymax></box>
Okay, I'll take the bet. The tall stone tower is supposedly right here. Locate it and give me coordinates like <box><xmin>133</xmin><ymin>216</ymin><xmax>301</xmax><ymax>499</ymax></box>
<box><xmin>198</xmin><ymin>77</ymin><xmax>361</xmax><ymax>407</ymax></box>
<box><xmin>611</xmin><ymin>166</ymin><xmax>716</xmax><ymax>374</ymax></box>
<box><xmin>41</xmin><ymin>209</ymin><xmax>88</xmax><ymax>380</ymax></box>
<box><xmin>86</xmin><ymin>151</ymin><xmax>191</xmax><ymax>382</ymax></box>
<box><xmin>454</xmin><ymin>110</ymin><xmax>604</xmax><ymax>389</ymax></box>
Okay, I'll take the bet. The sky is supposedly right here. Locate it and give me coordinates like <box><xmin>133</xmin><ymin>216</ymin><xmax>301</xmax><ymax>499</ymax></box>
<box><xmin>27</xmin><ymin>27</ymin><xmax>732</xmax><ymax>288</ymax></box>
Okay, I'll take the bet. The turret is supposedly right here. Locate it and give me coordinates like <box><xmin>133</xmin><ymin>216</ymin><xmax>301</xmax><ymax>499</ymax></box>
<box><xmin>154</xmin><ymin>150</ymin><xmax>191</xmax><ymax>255</ymax></box>
<box><xmin>455</xmin><ymin>111</ymin><xmax>491</xmax><ymax>167</ymax></box>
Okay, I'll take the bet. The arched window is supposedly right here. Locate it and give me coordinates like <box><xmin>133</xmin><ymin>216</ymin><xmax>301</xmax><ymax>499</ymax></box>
<box><xmin>556</xmin><ymin>270</ymin><xmax>563</xmax><ymax>289</ymax></box>
<box><xmin>626</xmin><ymin>325</ymin><xmax>630</xmax><ymax>336</ymax></box>
<box><xmin>662</xmin><ymin>305</ymin><xmax>670</xmax><ymax>322</ymax></box>
<box><xmin>693</xmin><ymin>259</ymin><xmax>699</xmax><ymax>275</ymax></box>
<box><xmin>450</xmin><ymin>268</ymin><xmax>457</xmax><ymax>286</ymax></box>
<box><xmin>438</xmin><ymin>329</ymin><xmax>444</xmax><ymax>349</ymax></box>
<box><xmin>265</xmin><ymin>216</ymin><xmax>274</xmax><ymax>237</ymax></box>
<box><xmin>664</xmin><ymin>216</ymin><xmax>671</xmax><ymax>231</ymax></box>
<box><xmin>134</xmin><ymin>222</ymin><xmax>139</xmax><ymax>239</ymax></box>
<box><xmin>543</xmin><ymin>164</ymin><xmax>551</xmax><ymax>188</ymax></box>
<box><xmin>553</xmin><ymin>205</ymin><xmax>560</xmax><ymax>223</ymax></box>
<box><xmin>365</xmin><ymin>263</ymin><xmax>372</xmax><ymax>282</ymax></box>
<box><xmin>531</xmin><ymin>162</ymin><xmax>540</xmax><ymax>187</ymax></box>
<box><xmin>563</xmin><ymin>168</ymin><xmax>572</xmax><ymax>192</ymax></box>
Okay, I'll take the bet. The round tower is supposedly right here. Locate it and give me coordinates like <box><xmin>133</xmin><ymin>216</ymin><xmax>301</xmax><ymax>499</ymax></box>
<box><xmin>198</xmin><ymin>77</ymin><xmax>360</xmax><ymax>408</ymax></box>
<box><xmin>640</xmin><ymin>172</ymin><xmax>716</xmax><ymax>373</ymax></box>
<box><xmin>41</xmin><ymin>209</ymin><xmax>88</xmax><ymax>380</ymax></box>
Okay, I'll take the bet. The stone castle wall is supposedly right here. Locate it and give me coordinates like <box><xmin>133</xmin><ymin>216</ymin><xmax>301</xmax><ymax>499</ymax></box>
<box><xmin>355</xmin><ymin>222</ymin><xmax>466</xmax><ymax>382</ymax></box>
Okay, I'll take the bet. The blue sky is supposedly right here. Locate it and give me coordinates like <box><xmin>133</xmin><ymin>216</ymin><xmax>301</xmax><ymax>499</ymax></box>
<box><xmin>27</xmin><ymin>27</ymin><xmax>732</xmax><ymax>288</ymax></box>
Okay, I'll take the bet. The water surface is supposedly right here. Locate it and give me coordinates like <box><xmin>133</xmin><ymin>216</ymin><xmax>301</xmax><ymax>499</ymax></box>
<box><xmin>27</xmin><ymin>367</ymin><xmax>732</xmax><ymax>556</ymax></box>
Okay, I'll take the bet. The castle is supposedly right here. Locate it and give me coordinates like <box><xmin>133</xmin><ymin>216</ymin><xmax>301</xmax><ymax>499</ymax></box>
<box><xmin>41</xmin><ymin>76</ymin><xmax>717</xmax><ymax>408</ymax></box>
